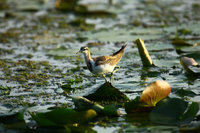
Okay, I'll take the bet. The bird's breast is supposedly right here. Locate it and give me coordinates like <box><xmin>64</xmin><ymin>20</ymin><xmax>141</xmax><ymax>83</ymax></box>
<box><xmin>92</xmin><ymin>63</ymin><xmax>115</xmax><ymax>74</ymax></box>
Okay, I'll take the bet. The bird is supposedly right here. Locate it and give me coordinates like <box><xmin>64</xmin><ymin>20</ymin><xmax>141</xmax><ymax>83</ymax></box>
<box><xmin>77</xmin><ymin>44</ymin><xmax>127</xmax><ymax>82</ymax></box>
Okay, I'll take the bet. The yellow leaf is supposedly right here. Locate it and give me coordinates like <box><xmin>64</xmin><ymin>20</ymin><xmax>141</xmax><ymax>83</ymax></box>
<box><xmin>135</xmin><ymin>38</ymin><xmax>153</xmax><ymax>67</ymax></box>
<box><xmin>139</xmin><ymin>80</ymin><xmax>171</xmax><ymax>106</ymax></box>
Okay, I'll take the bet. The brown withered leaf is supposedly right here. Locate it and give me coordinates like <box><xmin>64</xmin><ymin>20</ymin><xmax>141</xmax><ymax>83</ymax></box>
<box><xmin>139</xmin><ymin>80</ymin><xmax>171</xmax><ymax>106</ymax></box>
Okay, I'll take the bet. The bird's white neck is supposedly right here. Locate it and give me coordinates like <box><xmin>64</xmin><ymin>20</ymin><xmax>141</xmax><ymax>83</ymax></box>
<box><xmin>83</xmin><ymin>51</ymin><xmax>92</xmax><ymax>63</ymax></box>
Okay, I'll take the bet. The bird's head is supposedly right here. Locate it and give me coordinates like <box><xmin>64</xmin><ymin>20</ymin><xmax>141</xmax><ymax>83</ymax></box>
<box><xmin>77</xmin><ymin>46</ymin><xmax>89</xmax><ymax>54</ymax></box>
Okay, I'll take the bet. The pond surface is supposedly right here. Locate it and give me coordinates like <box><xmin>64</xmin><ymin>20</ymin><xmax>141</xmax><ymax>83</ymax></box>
<box><xmin>0</xmin><ymin>0</ymin><xmax>200</xmax><ymax>132</ymax></box>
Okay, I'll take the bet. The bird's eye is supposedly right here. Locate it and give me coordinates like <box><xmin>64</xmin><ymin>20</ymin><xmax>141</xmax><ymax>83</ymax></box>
<box><xmin>81</xmin><ymin>47</ymin><xmax>88</xmax><ymax>51</ymax></box>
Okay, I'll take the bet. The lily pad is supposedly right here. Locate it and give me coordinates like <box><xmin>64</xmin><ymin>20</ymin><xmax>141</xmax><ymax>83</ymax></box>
<box><xmin>103</xmin><ymin>105</ymin><xmax>121</xmax><ymax>117</ymax></box>
<box><xmin>150</xmin><ymin>98</ymin><xmax>199</xmax><ymax>125</ymax></box>
<box><xmin>125</xmin><ymin>80</ymin><xmax>171</xmax><ymax>113</ymax></box>
<box><xmin>175</xmin><ymin>88</ymin><xmax>197</xmax><ymax>97</ymax></box>
<box><xmin>72</xmin><ymin>96</ymin><xmax>104</xmax><ymax>113</ymax></box>
<box><xmin>30</xmin><ymin>108</ymin><xmax>97</xmax><ymax>127</ymax></box>
<box><xmin>84</xmin><ymin>82</ymin><xmax>129</xmax><ymax>103</ymax></box>
<box><xmin>55</xmin><ymin>0</ymin><xmax>78</xmax><ymax>11</ymax></box>
<box><xmin>180</xmin><ymin>45</ymin><xmax>200</xmax><ymax>53</ymax></box>
<box><xmin>0</xmin><ymin>111</ymin><xmax>26</xmax><ymax>130</ymax></box>
<box><xmin>48</xmin><ymin>46</ymin><xmax>77</xmax><ymax>57</ymax></box>
<box><xmin>83</xmin><ymin>28</ymin><xmax>163</xmax><ymax>42</ymax></box>
<box><xmin>0</xmin><ymin>111</ymin><xmax>24</xmax><ymax>125</ymax></box>
<box><xmin>172</xmin><ymin>38</ymin><xmax>197</xmax><ymax>47</ymax></box>
<box><xmin>72</xmin><ymin>96</ymin><xmax>121</xmax><ymax>117</ymax></box>
<box><xmin>125</xmin><ymin>97</ymin><xmax>153</xmax><ymax>114</ymax></box>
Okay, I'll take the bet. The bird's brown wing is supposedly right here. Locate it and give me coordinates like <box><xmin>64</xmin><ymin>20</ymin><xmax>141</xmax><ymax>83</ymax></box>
<box><xmin>93</xmin><ymin>56</ymin><xmax>119</xmax><ymax>66</ymax></box>
<box><xmin>92</xmin><ymin>56</ymin><xmax>112</xmax><ymax>66</ymax></box>
<box><xmin>93</xmin><ymin>44</ymin><xmax>127</xmax><ymax>66</ymax></box>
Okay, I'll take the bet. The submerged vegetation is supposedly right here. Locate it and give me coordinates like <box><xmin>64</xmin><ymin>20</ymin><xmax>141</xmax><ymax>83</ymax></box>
<box><xmin>0</xmin><ymin>0</ymin><xmax>200</xmax><ymax>132</ymax></box>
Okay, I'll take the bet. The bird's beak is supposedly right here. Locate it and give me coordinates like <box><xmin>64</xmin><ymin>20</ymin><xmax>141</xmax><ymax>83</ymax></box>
<box><xmin>76</xmin><ymin>50</ymin><xmax>81</xmax><ymax>54</ymax></box>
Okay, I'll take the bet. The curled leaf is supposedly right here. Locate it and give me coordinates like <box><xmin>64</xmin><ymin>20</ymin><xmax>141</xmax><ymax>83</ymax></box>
<box><xmin>135</xmin><ymin>38</ymin><xmax>153</xmax><ymax>67</ymax></box>
<box><xmin>180</xmin><ymin>56</ymin><xmax>200</xmax><ymax>75</ymax></box>
<box><xmin>139</xmin><ymin>80</ymin><xmax>171</xmax><ymax>107</ymax></box>
<box><xmin>180</xmin><ymin>57</ymin><xmax>198</xmax><ymax>67</ymax></box>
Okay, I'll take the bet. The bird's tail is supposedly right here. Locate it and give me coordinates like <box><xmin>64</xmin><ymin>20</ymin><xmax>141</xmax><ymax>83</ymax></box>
<box><xmin>112</xmin><ymin>43</ymin><xmax>127</xmax><ymax>56</ymax></box>
<box><xmin>122</xmin><ymin>43</ymin><xmax>128</xmax><ymax>49</ymax></box>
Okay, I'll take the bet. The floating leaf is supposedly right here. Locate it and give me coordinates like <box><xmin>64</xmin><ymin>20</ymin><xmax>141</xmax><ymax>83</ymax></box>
<box><xmin>172</xmin><ymin>38</ymin><xmax>196</xmax><ymax>46</ymax></box>
<box><xmin>84</xmin><ymin>28</ymin><xmax>162</xmax><ymax>42</ymax></box>
<box><xmin>61</xmin><ymin>78</ymin><xmax>83</xmax><ymax>93</ymax></box>
<box><xmin>31</xmin><ymin>108</ymin><xmax>97</xmax><ymax>127</ymax></box>
<box><xmin>135</xmin><ymin>38</ymin><xmax>153</xmax><ymax>67</ymax></box>
<box><xmin>72</xmin><ymin>96</ymin><xmax>121</xmax><ymax>117</ymax></box>
<box><xmin>84</xmin><ymin>82</ymin><xmax>129</xmax><ymax>103</ymax></box>
<box><xmin>139</xmin><ymin>80</ymin><xmax>171</xmax><ymax>107</ymax></box>
<box><xmin>180</xmin><ymin>56</ymin><xmax>200</xmax><ymax>75</ymax></box>
<box><xmin>180</xmin><ymin>102</ymin><xmax>199</xmax><ymax>124</ymax></box>
<box><xmin>72</xmin><ymin>96</ymin><xmax>104</xmax><ymax>113</ymax></box>
<box><xmin>55</xmin><ymin>0</ymin><xmax>78</xmax><ymax>11</ymax></box>
<box><xmin>0</xmin><ymin>111</ymin><xmax>25</xmax><ymax>125</ymax></box>
<box><xmin>175</xmin><ymin>88</ymin><xmax>197</xmax><ymax>97</ymax></box>
<box><xmin>150</xmin><ymin>98</ymin><xmax>199</xmax><ymax>125</ymax></box>
<box><xmin>0</xmin><ymin>111</ymin><xmax>26</xmax><ymax>130</ymax></box>
<box><xmin>55</xmin><ymin>0</ymin><xmax>114</xmax><ymax>16</ymax></box>
<box><xmin>177</xmin><ymin>28</ymin><xmax>192</xmax><ymax>35</ymax></box>
<box><xmin>125</xmin><ymin>97</ymin><xmax>153</xmax><ymax>114</ymax></box>
<box><xmin>61</xmin><ymin>84</ymin><xmax>73</xmax><ymax>93</ymax></box>
<box><xmin>179</xmin><ymin>123</ymin><xmax>200</xmax><ymax>133</ymax></box>
<box><xmin>125</xmin><ymin>113</ymin><xmax>150</xmax><ymax>126</ymax></box>
<box><xmin>125</xmin><ymin>80</ymin><xmax>171</xmax><ymax>114</ymax></box>
<box><xmin>103</xmin><ymin>105</ymin><xmax>121</xmax><ymax>117</ymax></box>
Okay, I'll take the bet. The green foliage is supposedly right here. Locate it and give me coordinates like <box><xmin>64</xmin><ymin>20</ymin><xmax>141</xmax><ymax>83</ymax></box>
<box><xmin>0</xmin><ymin>111</ymin><xmax>26</xmax><ymax>130</ymax></box>
<box><xmin>172</xmin><ymin>38</ymin><xmax>195</xmax><ymax>46</ymax></box>
<box><xmin>61</xmin><ymin>77</ymin><xmax>83</xmax><ymax>93</ymax></box>
<box><xmin>84</xmin><ymin>82</ymin><xmax>129</xmax><ymax>103</ymax></box>
<box><xmin>0</xmin><ymin>112</ymin><xmax>24</xmax><ymax>125</ymax></box>
<box><xmin>103</xmin><ymin>105</ymin><xmax>121</xmax><ymax>117</ymax></box>
<box><xmin>125</xmin><ymin>97</ymin><xmax>199</xmax><ymax>125</ymax></box>
<box><xmin>124</xmin><ymin>97</ymin><xmax>153</xmax><ymax>114</ymax></box>
<box><xmin>180</xmin><ymin>102</ymin><xmax>199</xmax><ymax>124</ymax></box>
<box><xmin>1</xmin><ymin>0</ymin><xmax>200</xmax><ymax>132</ymax></box>
<box><xmin>175</xmin><ymin>88</ymin><xmax>197</xmax><ymax>97</ymax></box>
<box><xmin>31</xmin><ymin>108</ymin><xmax>97</xmax><ymax>127</ymax></box>
<box><xmin>72</xmin><ymin>96</ymin><xmax>104</xmax><ymax>113</ymax></box>
<box><xmin>150</xmin><ymin>98</ymin><xmax>199</xmax><ymax>125</ymax></box>
<box><xmin>73</xmin><ymin>96</ymin><xmax>121</xmax><ymax>117</ymax></box>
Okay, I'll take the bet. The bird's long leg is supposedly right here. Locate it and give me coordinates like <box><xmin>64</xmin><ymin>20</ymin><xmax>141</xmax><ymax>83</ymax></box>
<box><xmin>110</xmin><ymin>65</ymin><xmax>120</xmax><ymax>82</ymax></box>
<box><xmin>102</xmin><ymin>74</ymin><xmax>109</xmax><ymax>82</ymax></box>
